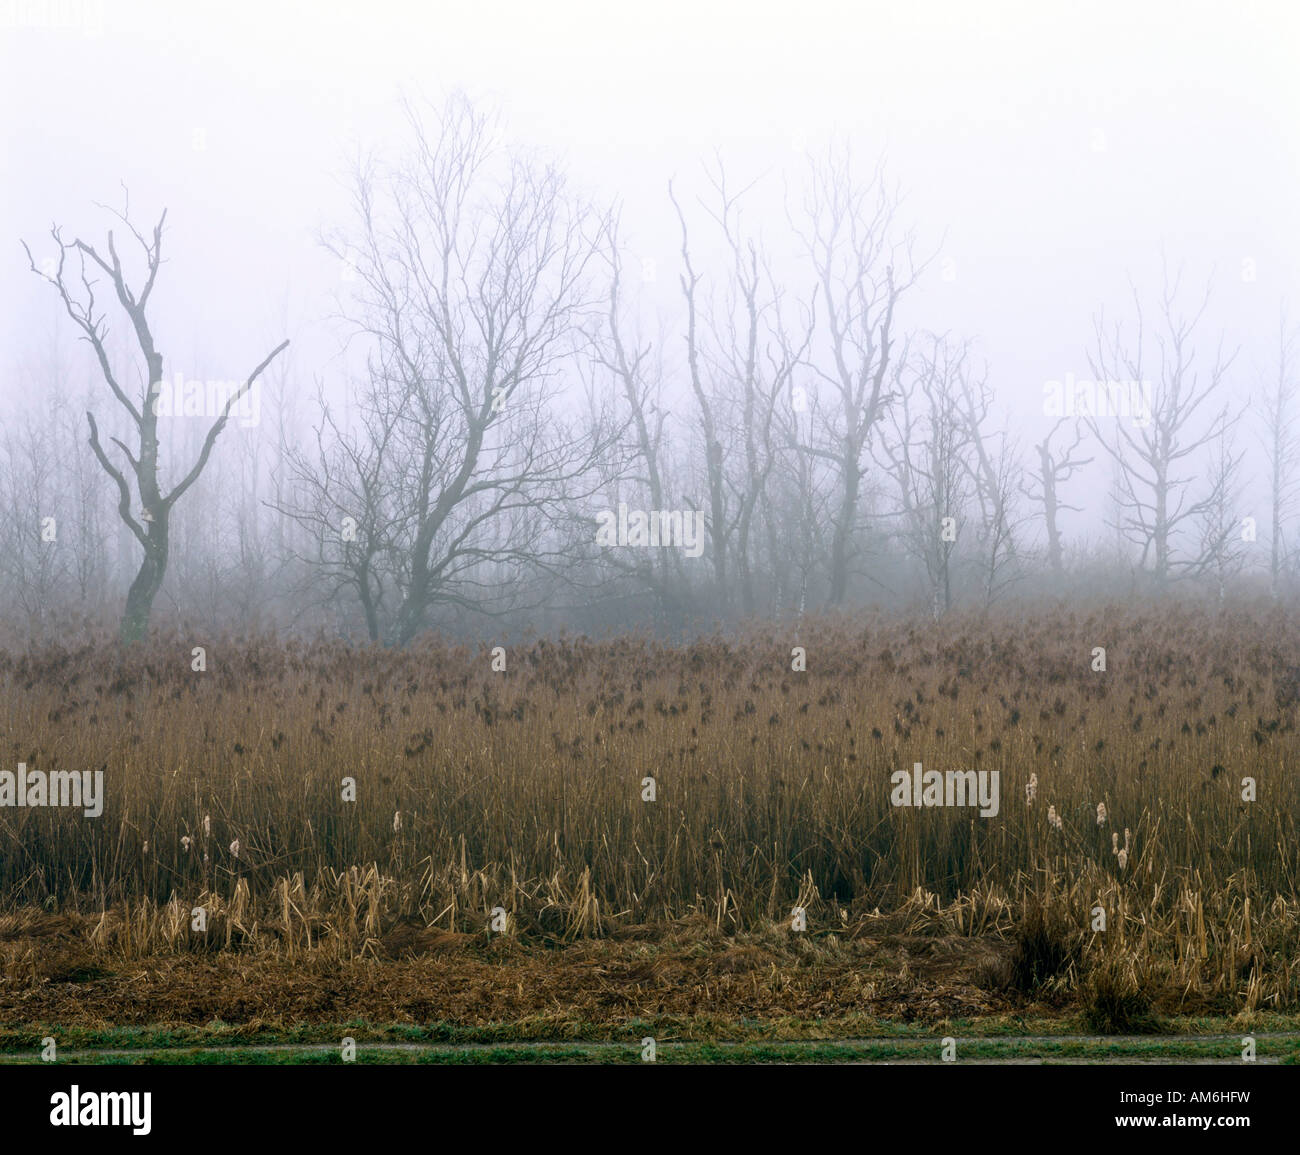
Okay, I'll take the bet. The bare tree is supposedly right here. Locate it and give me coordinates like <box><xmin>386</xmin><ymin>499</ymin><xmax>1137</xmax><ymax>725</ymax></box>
<box><xmin>308</xmin><ymin>94</ymin><xmax>616</xmax><ymax>645</ymax></box>
<box><xmin>24</xmin><ymin>196</ymin><xmax>288</xmax><ymax>641</ymax></box>
<box><xmin>771</xmin><ymin>375</ymin><xmax>834</xmax><ymax>616</ymax></box>
<box><xmin>1085</xmin><ymin>265</ymin><xmax>1238</xmax><ymax>586</ymax></box>
<box><xmin>0</xmin><ymin>411</ymin><xmax>64</xmax><ymax>637</ymax></box>
<box><xmin>878</xmin><ymin>334</ymin><xmax>972</xmax><ymax>618</ymax></box>
<box><xmin>671</xmin><ymin>161</ymin><xmax>812</xmax><ymax>613</ymax></box>
<box><xmin>670</xmin><ymin>179</ymin><xmax>732</xmax><ymax>597</ymax></box>
<box><xmin>586</xmin><ymin>214</ymin><xmax>680</xmax><ymax>617</ymax></box>
<box><xmin>715</xmin><ymin>179</ymin><xmax>811</xmax><ymax>615</ymax></box>
<box><xmin>956</xmin><ymin>362</ymin><xmax>1025</xmax><ymax>605</ymax></box>
<box><xmin>279</xmin><ymin>382</ymin><xmax>400</xmax><ymax>641</ymax></box>
<box><xmin>794</xmin><ymin>146</ymin><xmax>927</xmax><ymax>606</ymax></box>
<box><xmin>1191</xmin><ymin>426</ymin><xmax>1247</xmax><ymax>603</ymax></box>
<box><xmin>1258</xmin><ymin>308</ymin><xmax>1300</xmax><ymax>596</ymax></box>
<box><xmin>1022</xmin><ymin>419</ymin><xmax>1092</xmax><ymax>577</ymax></box>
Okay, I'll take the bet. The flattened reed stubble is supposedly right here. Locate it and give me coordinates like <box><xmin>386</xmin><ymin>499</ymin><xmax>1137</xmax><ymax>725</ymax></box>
<box><xmin>1</xmin><ymin>602</ymin><xmax>1298</xmax><ymax>1009</ymax></box>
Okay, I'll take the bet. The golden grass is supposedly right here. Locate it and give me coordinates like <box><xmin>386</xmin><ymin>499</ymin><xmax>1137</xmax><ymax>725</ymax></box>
<box><xmin>1</xmin><ymin>600</ymin><xmax>1297</xmax><ymax>1013</ymax></box>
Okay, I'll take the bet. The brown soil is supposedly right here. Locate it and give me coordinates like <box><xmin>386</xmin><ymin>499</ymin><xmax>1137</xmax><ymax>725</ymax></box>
<box><xmin>1</xmin><ymin>911</ymin><xmax>1012</xmax><ymax>1030</ymax></box>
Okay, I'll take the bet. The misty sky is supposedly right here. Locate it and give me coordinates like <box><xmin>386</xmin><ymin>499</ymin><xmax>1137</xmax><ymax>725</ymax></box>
<box><xmin>3</xmin><ymin>0</ymin><xmax>1298</xmax><ymax>537</ymax></box>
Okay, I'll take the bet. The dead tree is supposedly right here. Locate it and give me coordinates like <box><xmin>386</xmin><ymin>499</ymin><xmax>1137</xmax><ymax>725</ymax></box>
<box><xmin>24</xmin><ymin>197</ymin><xmax>288</xmax><ymax>642</ymax></box>
<box><xmin>712</xmin><ymin>172</ymin><xmax>811</xmax><ymax>615</ymax></box>
<box><xmin>956</xmin><ymin>362</ymin><xmax>1025</xmax><ymax>606</ymax></box>
<box><xmin>794</xmin><ymin>146</ymin><xmax>926</xmax><ymax>606</ymax></box>
<box><xmin>1085</xmin><ymin>265</ymin><xmax>1238</xmax><ymax>586</ymax></box>
<box><xmin>1022</xmin><ymin>419</ymin><xmax>1092</xmax><ymax>576</ymax></box>
<box><xmin>278</xmin><ymin>379</ymin><xmax>400</xmax><ymax>641</ymax></box>
<box><xmin>877</xmin><ymin>334</ymin><xmax>972</xmax><ymax>618</ymax></box>
<box><xmin>670</xmin><ymin>179</ymin><xmax>732</xmax><ymax>597</ymax></box>
<box><xmin>586</xmin><ymin>214</ymin><xmax>680</xmax><ymax>617</ymax></box>
<box><xmin>671</xmin><ymin>160</ymin><xmax>811</xmax><ymax>613</ymax></box>
<box><xmin>1191</xmin><ymin>426</ymin><xmax>1247</xmax><ymax>603</ymax></box>
<box><xmin>1258</xmin><ymin>310</ymin><xmax>1300</xmax><ymax>596</ymax></box>
<box><xmin>308</xmin><ymin>94</ymin><xmax>617</xmax><ymax>645</ymax></box>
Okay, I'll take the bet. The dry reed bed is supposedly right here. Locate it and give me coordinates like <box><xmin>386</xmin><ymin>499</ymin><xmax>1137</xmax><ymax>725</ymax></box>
<box><xmin>1</xmin><ymin>602</ymin><xmax>1297</xmax><ymax>1010</ymax></box>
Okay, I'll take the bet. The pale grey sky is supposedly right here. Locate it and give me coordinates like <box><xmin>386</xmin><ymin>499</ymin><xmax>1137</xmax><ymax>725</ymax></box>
<box><xmin>3</xmin><ymin>0</ymin><xmax>1297</xmax><ymax>523</ymax></box>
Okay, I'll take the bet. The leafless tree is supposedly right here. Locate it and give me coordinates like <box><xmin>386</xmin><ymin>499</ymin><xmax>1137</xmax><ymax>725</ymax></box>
<box><xmin>1022</xmin><ymin>419</ymin><xmax>1092</xmax><ymax>576</ymax></box>
<box><xmin>23</xmin><ymin>195</ymin><xmax>288</xmax><ymax>641</ymax></box>
<box><xmin>770</xmin><ymin>377</ymin><xmax>834</xmax><ymax>616</ymax></box>
<box><xmin>0</xmin><ymin>411</ymin><xmax>64</xmax><ymax>637</ymax></box>
<box><xmin>278</xmin><ymin>382</ymin><xmax>400</xmax><ymax>641</ymax></box>
<box><xmin>1257</xmin><ymin>308</ymin><xmax>1300</xmax><ymax>596</ymax></box>
<box><xmin>793</xmin><ymin>146</ymin><xmax>928</xmax><ymax>606</ymax></box>
<box><xmin>305</xmin><ymin>94</ymin><xmax>617</xmax><ymax>644</ymax></box>
<box><xmin>1085</xmin><ymin>265</ymin><xmax>1238</xmax><ymax>586</ymax></box>
<box><xmin>956</xmin><ymin>362</ymin><xmax>1026</xmax><ymax>605</ymax></box>
<box><xmin>878</xmin><ymin>334</ymin><xmax>972</xmax><ymax>618</ymax></box>
<box><xmin>670</xmin><ymin>179</ymin><xmax>732</xmax><ymax>597</ymax></box>
<box><xmin>1191</xmin><ymin>426</ymin><xmax>1247</xmax><ymax>603</ymax></box>
<box><xmin>671</xmin><ymin>161</ymin><xmax>812</xmax><ymax>613</ymax></box>
<box><xmin>585</xmin><ymin>214</ymin><xmax>680</xmax><ymax>616</ymax></box>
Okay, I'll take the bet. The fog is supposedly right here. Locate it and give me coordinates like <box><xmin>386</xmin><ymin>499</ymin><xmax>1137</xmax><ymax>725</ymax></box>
<box><xmin>2</xmin><ymin>0</ymin><xmax>1298</xmax><ymax>642</ymax></box>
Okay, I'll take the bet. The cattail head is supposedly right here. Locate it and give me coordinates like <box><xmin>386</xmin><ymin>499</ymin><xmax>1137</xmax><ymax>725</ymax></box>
<box><xmin>181</xmin><ymin>835</ymin><xmax>192</xmax><ymax>853</ymax></box>
<box><xmin>1124</xmin><ymin>827</ymin><xmax>1132</xmax><ymax>852</ymax></box>
<box><xmin>142</xmin><ymin>841</ymin><xmax>149</xmax><ymax>855</ymax></box>
<box><xmin>1097</xmin><ymin>802</ymin><xmax>1108</xmax><ymax>826</ymax></box>
<box><xmin>1026</xmin><ymin>773</ymin><xmax>1038</xmax><ymax>805</ymax></box>
<box><xmin>393</xmin><ymin>810</ymin><xmax>403</xmax><ymax>833</ymax></box>
<box><xmin>203</xmin><ymin>814</ymin><xmax>211</xmax><ymax>837</ymax></box>
<box><xmin>229</xmin><ymin>839</ymin><xmax>241</xmax><ymax>859</ymax></box>
<box><xmin>1111</xmin><ymin>831</ymin><xmax>1119</xmax><ymax>854</ymax></box>
<box><xmin>1117</xmin><ymin>848</ymin><xmax>1129</xmax><ymax>870</ymax></box>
